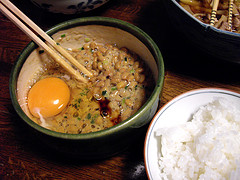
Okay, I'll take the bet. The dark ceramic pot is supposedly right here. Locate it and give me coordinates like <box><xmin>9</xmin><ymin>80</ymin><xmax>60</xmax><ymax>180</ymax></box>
<box><xmin>163</xmin><ymin>0</ymin><xmax>240</xmax><ymax>63</ymax></box>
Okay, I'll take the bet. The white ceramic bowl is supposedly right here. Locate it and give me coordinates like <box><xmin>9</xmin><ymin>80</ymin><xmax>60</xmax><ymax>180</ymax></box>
<box><xmin>30</xmin><ymin>0</ymin><xmax>110</xmax><ymax>14</ymax></box>
<box><xmin>144</xmin><ymin>88</ymin><xmax>240</xmax><ymax>179</ymax></box>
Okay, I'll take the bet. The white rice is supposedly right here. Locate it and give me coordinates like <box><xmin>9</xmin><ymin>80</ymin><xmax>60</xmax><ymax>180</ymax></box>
<box><xmin>156</xmin><ymin>98</ymin><xmax>240</xmax><ymax>180</ymax></box>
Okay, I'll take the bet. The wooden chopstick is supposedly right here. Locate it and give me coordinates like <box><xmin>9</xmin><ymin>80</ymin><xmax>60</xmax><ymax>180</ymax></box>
<box><xmin>227</xmin><ymin>0</ymin><xmax>234</xmax><ymax>31</ymax></box>
<box><xmin>209</xmin><ymin>0</ymin><xmax>220</xmax><ymax>26</ymax></box>
<box><xmin>0</xmin><ymin>0</ymin><xmax>93</xmax><ymax>82</ymax></box>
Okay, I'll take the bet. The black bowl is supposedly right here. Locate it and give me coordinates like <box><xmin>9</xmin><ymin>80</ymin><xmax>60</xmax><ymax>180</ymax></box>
<box><xmin>163</xmin><ymin>0</ymin><xmax>240</xmax><ymax>64</ymax></box>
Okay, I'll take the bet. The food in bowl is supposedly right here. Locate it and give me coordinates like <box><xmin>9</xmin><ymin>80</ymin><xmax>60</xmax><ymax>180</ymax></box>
<box><xmin>11</xmin><ymin>17</ymin><xmax>164</xmax><ymax>158</ymax></box>
<box><xmin>178</xmin><ymin>0</ymin><xmax>240</xmax><ymax>32</ymax></box>
<box><xmin>17</xmin><ymin>25</ymin><xmax>155</xmax><ymax>134</ymax></box>
<box><xmin>156</xmin><ymin>97</ymin><xmax>240</xmax><ymax>179</ymax></box>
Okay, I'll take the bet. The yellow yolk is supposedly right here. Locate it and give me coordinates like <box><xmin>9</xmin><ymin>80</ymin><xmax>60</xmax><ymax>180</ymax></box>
<box><xmin>28</xmin><ymin>77</ymin><xmax>70</xmax><ymax>118</ymax></box>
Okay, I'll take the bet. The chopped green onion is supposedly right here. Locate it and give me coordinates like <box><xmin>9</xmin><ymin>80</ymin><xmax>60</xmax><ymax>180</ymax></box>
<box><xmin>84</xmin><ymin>38</ymin><xmax>90</xmax><ymax>42</ymax></box>
<box><xmin>102</xmin><ymin>90</ymin><xmax>107</xmax><ymax>96</ymax></box>
<box><xmin>130</xmin><ymin>69</ymin><xmax>135</xmax><ymax>74</ymax></box>
<box><xmin>80</xmin><ymin>88</ymin><xmax>89</xmax><ymax>96</ymax></box>
<box><xmin>61</xmin><ymin>34</ymin><xmax>66</xmax><ymax>38</ymax></box>
<box><xmin>111</xmin><ymin>87</ymin><xmax>117</xmax><ymax>91</ymax></box>
<box><xmin>92</xmin><ymin>114</ymin><xmax>99</xmax><ymax>120</ymax></box>
<box><xmin>86</xmin><ymin>113</ymin><xmax>91</xmax><ymax>119</ymax></box>
<box><xmin>103</xmin><ymin>60</ymin><xmax>108</xmax><ymax>64</ymax></box>
<box><xmin>80</xmin><ymin>92</ymin><xmax>86</xmax><ymax>96</ymax></box>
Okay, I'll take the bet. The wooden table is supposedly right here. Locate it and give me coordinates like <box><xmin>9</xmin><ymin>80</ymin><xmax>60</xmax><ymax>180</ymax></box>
<box><xmin>1</xmin><ymin>0</ymin><xmax>240</xmax><ymax>179</ymax></box>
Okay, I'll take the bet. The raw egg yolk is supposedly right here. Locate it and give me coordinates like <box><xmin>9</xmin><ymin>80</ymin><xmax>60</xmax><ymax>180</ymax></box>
<box><xmin>28</xmin><ymin>77</ymin><xmax>70</xmax><ymax>118</ymax></box>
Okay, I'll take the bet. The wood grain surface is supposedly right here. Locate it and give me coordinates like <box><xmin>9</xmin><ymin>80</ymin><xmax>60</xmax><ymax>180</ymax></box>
<box><xmin>1</xmin><ymin>0</ymin><xmax>240</xmax><ymax>179</ymax></box>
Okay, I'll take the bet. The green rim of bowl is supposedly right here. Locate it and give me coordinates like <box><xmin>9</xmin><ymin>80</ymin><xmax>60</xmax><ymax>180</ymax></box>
<box><xmin>9</xmin><ymin>16</ymin><xmax>164</xmax><ymax>140</ymax></box>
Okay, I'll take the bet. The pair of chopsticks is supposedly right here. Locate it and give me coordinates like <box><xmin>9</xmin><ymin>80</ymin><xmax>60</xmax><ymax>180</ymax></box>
<box><xmin>0</xmin><ymin>0</ymin><xmax>93</xmax><ymax>83</ymax></box>
<box><xmin>210</xmin><ymin>0</ymin><xmax>234</xmax><ymax>31</ymax></box>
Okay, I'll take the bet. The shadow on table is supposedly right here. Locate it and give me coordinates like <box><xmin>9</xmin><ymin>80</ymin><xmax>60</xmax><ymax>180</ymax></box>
<box><xmin>120</xmin><ymin>127</ymin><xmax>148</xmax><ymax>180</ymax></box>
<box><xmin>8</xmin><ymin>109</ymin><xmax>148</xmax><ymax>179</ymax></box>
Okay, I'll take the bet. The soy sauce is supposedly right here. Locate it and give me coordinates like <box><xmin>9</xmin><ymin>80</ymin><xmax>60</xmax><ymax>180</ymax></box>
<box><xmin>98</xmin><ymin>98</ymin><xmax>121</xmax><ymax>125</ymax></box>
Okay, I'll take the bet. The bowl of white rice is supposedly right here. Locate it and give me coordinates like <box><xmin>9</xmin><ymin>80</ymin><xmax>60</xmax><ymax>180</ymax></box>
<box><xmin>144</xmin><ymin>88</ymin><xmax>240</xmax><ymax>180</ymax></box>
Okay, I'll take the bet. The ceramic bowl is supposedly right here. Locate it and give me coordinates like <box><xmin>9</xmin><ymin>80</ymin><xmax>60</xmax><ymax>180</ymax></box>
<box><xmin>9</xmin><ymin>17</ymin><xmax>164</xmax><ymax>159</ymax></box>
<box><xmin>30</xmin><ymin>0</ymin><xmax>110</xmax><ymax>14</ymax></box>
<box><xmin>163</xmin><ymin>0</ymin><xmax>240</xmax><ymax>64</ymax></box>
<box><xmin>144</xmin><ymin>88</ymin><xmax>240</xmax><ymax>179</ymax></box>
